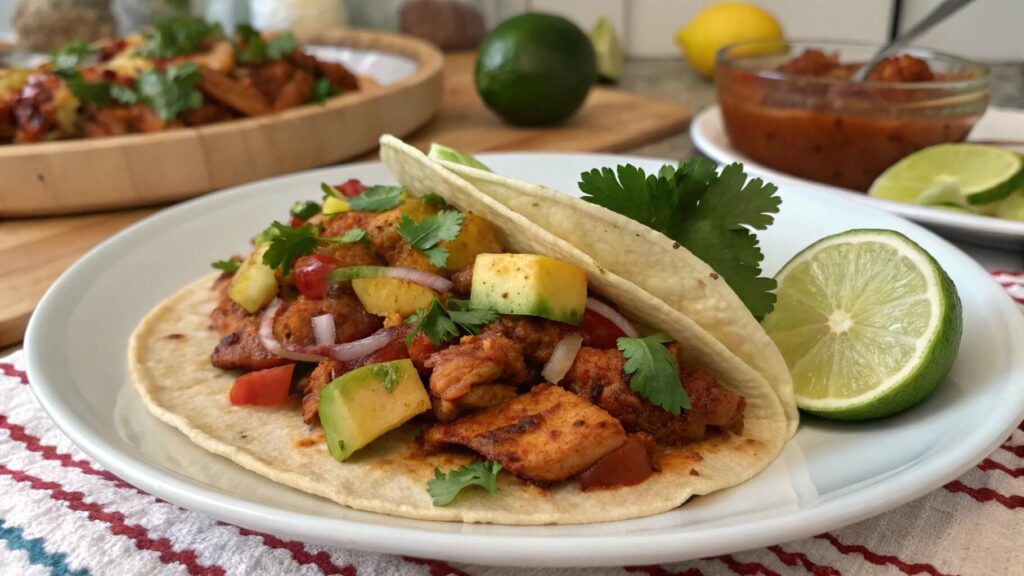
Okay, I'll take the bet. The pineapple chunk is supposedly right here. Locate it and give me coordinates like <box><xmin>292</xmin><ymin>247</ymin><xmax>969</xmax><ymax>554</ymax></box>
<box><xmin>441</xmin><ymin>212</ymin><xmax>504</xmax><ymax>271</ymax></box>
<box><xmin>228</xmin><ymin>245</ymin><xmax>278</xmax><ymax>313</ymax></box>
<box><xmin>352</xmin><ymin>277</ymin><xmax>436</xmax><ymax>317</ymax></box>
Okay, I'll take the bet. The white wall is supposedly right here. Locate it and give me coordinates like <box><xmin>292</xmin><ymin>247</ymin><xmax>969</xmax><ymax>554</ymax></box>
<box><xmin>900</xmin><ymin>0</ymin><xmax>1024</xmax><ymax>61</ymax></box>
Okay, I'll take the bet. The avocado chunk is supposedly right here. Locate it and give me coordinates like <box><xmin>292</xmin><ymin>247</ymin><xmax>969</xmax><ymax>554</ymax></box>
<box><xmin>228</xmin><ymin>244</ymin><xmax>278</xmax><ymax>313</ymax></box>
<box><xmin>319</xmin><ymin>359</ymin><xmax>430</xmax><ymax>461</ymax></box>
<box><xmin>470</xmin><ymin>253</ymin><xmax>587</xmax><ymax>324</ymax></box>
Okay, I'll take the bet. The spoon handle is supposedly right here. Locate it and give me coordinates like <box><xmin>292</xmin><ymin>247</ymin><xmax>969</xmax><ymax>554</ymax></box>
<box><xmin>851</xmin><ymin>0</ymin><xmax>977</xmax><ymax>82</ymax></box>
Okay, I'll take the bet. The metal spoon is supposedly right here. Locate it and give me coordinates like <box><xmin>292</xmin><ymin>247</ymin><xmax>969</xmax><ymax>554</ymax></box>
<box><xmin>851</xmin><ymin>0</ymin><xmax>977</xmax><ymax>82</ymax></box>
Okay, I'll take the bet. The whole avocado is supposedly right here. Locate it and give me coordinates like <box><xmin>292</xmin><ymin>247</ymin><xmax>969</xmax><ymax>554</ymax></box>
<box><xmin>475</xmin><ymin>13</ymin><xmax>597</xmax><ymax>126</ymax></box>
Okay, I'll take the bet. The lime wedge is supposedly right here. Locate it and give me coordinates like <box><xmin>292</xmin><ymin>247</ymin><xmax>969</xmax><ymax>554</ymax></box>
<box><xmin>590</xmin><ymin>16</ymin><xmax>623</xmax><ymax>83</ymax></box>
<box><xmin>428</xmin><ymin>143</ymin><xmax>490</xmax><ymax>171</ymax></box>
<box><xmin>996</xmin><ymin>189</ymin><xmax>1024</xmax><ymax>221</ymax></box>
<box><xmin>869</xmin><ymin>144</ymin><xmax>1023</xmax><ymax>207</ymax></box>
<box><xmin>762</xmin><ymin>229</ymin><xmax>962</xmax><ymax>420</ymax></box>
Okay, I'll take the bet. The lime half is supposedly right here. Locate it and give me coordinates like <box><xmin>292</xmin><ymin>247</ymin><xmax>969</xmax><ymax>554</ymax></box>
<box><xmin>428</xmin><ymin>143</ymin><xmax>490</xmax><ymax>171</ymax></box>
<box><xmin>762</xmin><ymin>229</ymin><xmax>962</xmax><ymax>420</ymax></box>
<box><xmin>996</xmin><ymin>189</ymin><xmax>1024</xmax><ymax>221</ymax></box>
<box><xmin>869</xmin><ymin>144</ymin><xmax>1023</xmax><ymax>208</ymax></box>
<box><xmin>590</xmin><ymin>16</ymin><xmax>624</xmax><ymax>83</ymax></box>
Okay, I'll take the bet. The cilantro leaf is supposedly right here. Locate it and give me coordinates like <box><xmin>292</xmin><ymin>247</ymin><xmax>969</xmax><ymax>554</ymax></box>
<box><xmin>579</xmin><ymin>159</ymin><xmax>780</xmax><ymax>319</ymax></box>
<box><xmin>370</xmin><ymin>363</ymin><xmax>400</xmax><ymax>392</ymax></box>
<box><xmin>137</xmin><ymin>16</ymin><xmax>222</xmax><ymax>59</ymax></box>
<box><xmin>64</xmin><ymin>75</ymin><xmax>111</xmax><ymax>107</ymax></box>
<box><xmin>347</xmin><ymin>185</ymin><xmax>404</xmax><ymax>212</ymax></box>
<box><xmin>266</xmin><ymin>33</ymin><xmax>296</xmax><ymax>60</ymax></box>
<box><xmin>51</xmin><ymin>41</ymin><xmax>95</xmax><ymax>76</ymax></box>
<box><xmin>396</xmin><ymin>210</ymin><xmax>463</xmax><ymax>268</ymax></box>
<box><xmin>253</xmin><ymin>223</ymin><xmax>281</xmax><ymax>245</ymax></box>
<box><xmin>135</xmin><ymin>62</ymin><xmax>203</xmax><ymax>121</ymax></box>
<box><xmin>324</xmin><ymin>228</ymin><xmax>366</xmax><ymax>244</ymax></box>
<box><xmin>234</xmin><ymin>24</ymin><xmax>295</xmax><ymax>65</ymax></box>
<box><xmin>290</xmin><ymin>200</ymin><xmax>321</xmax><ymax>220</ymax></box>
<box><xmin>261</xmin><ymin>221</ymin><xmax>319</xmax><ymax>275</ymax></box>
<box><xmin>320</xmin><ymin>182</ymin><xmax>341</xmax><ymax>201</ymax></box>
<box><xmin>446</xmin><ymin>298</ymin><xmax>499</xmax><ymax>334</ymax></box>
<box><xmin>211</xmin><ymin>259</ymin><xmax>241</xmax><ymax>273</ymax></box>
<box><xmin>309</xmin><ymin>77</ymin><xmax>338</xmax><ymax>104</ymax></box>
<box><xmin>405</xmin><ymin>298</ymin><xmax>459</xmax><ymax>346</ymax></box>
<box><xmin>110</xmin><ymin>83</ymin><xmax>139</xmax><ymax>105</ymax></box>
<box><xmin>427</xmin><ymin>461</ymin><xmax>502</xmax><ymax>506</ymax></box>
<box><xmin>617</xmin><ymin>334</ymin><xmax>691</xmax><ymax>415</ymax></box>
<box><xmin>420</xmin><ymin>192</ymin><xmax>449</xmax><ymax>209</ymax></box>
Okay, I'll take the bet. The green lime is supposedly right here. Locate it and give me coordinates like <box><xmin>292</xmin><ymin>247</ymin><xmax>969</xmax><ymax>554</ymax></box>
<box><xmin>475</xmin><ymin>13</ymin><xmax>597</xmax><ymax>126</ymax></box>
<box><xmin>869</xmin><ymin>144</ymin><xmax>1024</xmax><ymax>207</ymax></box>
<box><xmin>428</xmin><ymin>143</ymin><xmax>490</xmax><ymax>171</ymax></box>
<box><xmin>762</xmin><ymin>229</ymin><xmax>962</xmax><ymax>420</ymax></box>
<box><xmin>996</xmin><ymin>189</ymin><xmax>1024</xmax><ymax>221</ymax></box>
<box><xmin>590</xmin><ymin>16</ymin><xmax>623</xmax><ymax>83</ymax></box>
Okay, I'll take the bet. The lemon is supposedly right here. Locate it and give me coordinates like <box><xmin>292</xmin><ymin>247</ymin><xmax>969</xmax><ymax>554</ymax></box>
<box><xmin>762</xmin><ymin>229</ymin><xmax>962</xmax><ymax>420</ymax></box>
<box><xmin>674</xmin><ymin>2</ymin><xmax>783</xmax><ymax>77</ymax></box>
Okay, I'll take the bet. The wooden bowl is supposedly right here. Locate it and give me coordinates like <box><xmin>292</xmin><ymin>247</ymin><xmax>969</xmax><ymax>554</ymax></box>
<box><xmin>0</xmin><ymin>29</ymin><xmax>444</xmax><ymax>217</ymax></box>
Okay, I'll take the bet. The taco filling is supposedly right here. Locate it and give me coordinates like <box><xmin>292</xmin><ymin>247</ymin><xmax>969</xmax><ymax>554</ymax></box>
<box><xmin>207</xmin><ymin>181</ymin><xmax>746</xmax><ymax>496</ymax></box>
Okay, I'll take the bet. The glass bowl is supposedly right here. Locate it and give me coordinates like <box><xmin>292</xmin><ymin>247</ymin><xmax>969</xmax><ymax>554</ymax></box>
<box><xmin>716</xmin><ymin>41</ymin><xmax>990</xmax><ymax>191</ymax></box>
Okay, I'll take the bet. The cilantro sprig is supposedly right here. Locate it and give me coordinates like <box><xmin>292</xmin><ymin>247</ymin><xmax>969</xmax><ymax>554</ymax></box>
<box><xmin>309</xmin><ymin>78</ymin><xmax>338</xmax><ymax>104</ymax></box>
<box><xmin>579</xmin><ymin>159</ymin><xmax>781</xmax><ymax>319</ymax></box>
<box><xmin>324</xmin><ymin>228</ymin><xmax>367</xmax><ymax>245</ymax></box>
<box><xmin>137</xmin><ymin>16</ymin><xmax>223</xmax><ymax>59</ymax></box>
<box><xmin>369</xmin><ymin>363</ymin><xmax>400</xmax><ymax>393</ymax></box>
<box><xmin>290</xmin><ymin>200</ymin><xmax>321</xmax><ymax>221</ymax></box>
<box><xmin>260</xmin><ymin>221</ymin><xmax>319</xmax><ymax>275</ymax></box>
<box><xmin>617</xmin><ymin>334</ymin><xmax>691</xmax><ymax>415</ymax></box>
<box><xmin>51</xmin><ymin>41</ymin><xmax>96</xmax><ymax>77</ymax></box>
<box><xmin>396</xmin><ymin>210</ymin><xmax>464</xmax><ymax>268</ymax></box>
<box><xmin>405</xmin><ymin>297</ymin><xmax>498</xmax><ymax>346</ymax></box>
<box><xmin>235</xmin><ymin>24</ymin><xmax>296</xmax><ymax>65</ymax></box>
<box><xmin>427</xmin><ymin>461</ymin><xmax>502</xmax><ymax>506</ymax></box>
<box><xmin>211</xmin><ymin>259</ymin><xmax>241</xmax><ymax>273</ymax></box>
<box><xmin>348</xmin><ymin>185</ymin><xmax>405</xmax><ymax>212</ymax></box>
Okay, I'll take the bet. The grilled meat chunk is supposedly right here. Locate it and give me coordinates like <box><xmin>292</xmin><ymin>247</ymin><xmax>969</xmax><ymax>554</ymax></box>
<box><xmin>210</xmin><ymin>318</ymin><xmax>288</xmax><ymax>371</ymax></box>
<box><xmin>482</xmin><ymin>316</ymin><xmax>575</xmax><ymax>367</ymax></box>
<box><xmin>301</xmin><ymin>358</ymin><xmax>345</xmax><ymax>424</ymax></box>
<box><xmin>320</xmin><ymin>210</ymin><xmax>378</xmax><ymax>239</ymax></box>
<box><xmin>450</xmin><ymin>264</ymin><xmax>474</xmax><ymax>296</ymax></box>
<box><xmin>423</xmin><ymin>384</ymin><xmax>627</xmax><ymax>482</ymax></box>
<box><xmin>562</xmin><ymin>346</ymin><xmax>745</xmax><ymax>445</ymax></box>
<box><xmin>424</xmin><ymin>335</ymin><xmax>530</xmax><ymax>400</ymax></box>
<box><xmin>431</xmin><ymin>383</ymin><xmax>518</xmax><ymax>422</ymax></box>
<box><xmin>273</xmin><ymin>293</ymin><xmax>382</xmax><ymax>346</ymax></box>
<box><xmin>366</xmin><ymin>208</ymin><xmax>439</xmax><ymax>272</ymax></box>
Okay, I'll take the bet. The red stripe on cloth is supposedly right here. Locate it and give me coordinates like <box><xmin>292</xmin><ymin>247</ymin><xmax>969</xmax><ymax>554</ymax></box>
<box><xmin>712</xmin><ymin>554</ymin><xmax>780</xmax><ymax>576</ymax></box>
<box><xmin>944</xmin><ymin>480</ymin><xmax>1024</xmax><ymax>510</ymax></box>
<box><xmin>1000</xmin><ymin>443</ymin><xmax>1024</xmax><ymax>457</ymax></box>
<box><xmin>0</xmin><ymin>414</ymin><xmax>142</xmax><ymax>493</ymax></box>
<box><xmin>235</xmin><ymin>527</ymin><xmax>355</xmax><ymax>575</ymax></box>
<box><xmin>816</xmin><ymin>533</ymin><xmax>949</xmax><ymax>576</ymax></box>
<box><xmin>767</xmin><ymin>545</ymin><xmax>840</xmax><ymax>576</ymax></box>
<box><xmin>401</xmin><ymin>556</ymin><xmax>471</xmax><ymax>576</ymax></box>
<box><xmin>0</xmin><ymin>363</ymin><xmax>28</xmax><ymax>384</ymax></box>
<box><xmin>0</xmin><ymin>463</ymin><xmax>225</xmax><ymax>576</ymax></box>
<box><xmin>977</xmin><ymin>458</ymin><xmax>1024</xmax><ymax>478</ymax></box>
<box><xmin>625</xmin><ymin>565</ymin><xmax>703</xmax><ymax>576</ymax></box>
<box><xmin>990</xmin><ymin>269</ymin><xmax>1024</xmax><ymax>280</ymax></box>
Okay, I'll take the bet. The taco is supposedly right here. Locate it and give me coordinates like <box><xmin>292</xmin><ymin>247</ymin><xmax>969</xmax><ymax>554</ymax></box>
<box><xmin>129</xmin><ymin>136</ymin><xmax>792</xmax><ymax>524</ymax></box>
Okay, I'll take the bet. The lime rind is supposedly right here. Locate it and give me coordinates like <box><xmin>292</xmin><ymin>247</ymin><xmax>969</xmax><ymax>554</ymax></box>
<box><xmin>869</xmin><ymin>144</ymin><xmax>1024</xmax><ymax>208</ymax></box>
<box><xmin>590</xmin><ymin>16</ymin><xmax>624</xmax><ymax>82</ymax></box>
<box><xmin>428</xmin><ymin>143</ymin><xmax>490</xmax><ymax>172</ymax></box>
<box><xmin>763</xmin><ymin>229</ymin><xmax>962</xmax><ymax>420</ymax></box>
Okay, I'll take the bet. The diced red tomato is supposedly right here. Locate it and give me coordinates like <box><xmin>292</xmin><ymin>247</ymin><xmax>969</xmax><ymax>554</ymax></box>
<box><xmin>229</xmin><ymin>363</ymin><xmax>295</xmax><ymax>407</ymax></box>
<box><xmin>335</xmin><ymin>179</ymin><xmax>365</xmax><ymax>197</ymax></box>
<box><xmin>578</xmin><ymin>436</ymin><xmax>654</xmax><ymax>490</ymax></box>
<box><xmin>407</xmin><ymin>331</ymin><xmax>443</xmax><ymax>372</ymax></box>
<box><xmin>294</xmin><ymin>253</ymin><xmax>338</xmax><ymax>300</ymax></box>
<box><xmin>349</xmin><ymin>327</ymin><xmax>411</xmax><ymax>371</ymax></box>
<box><xmin>579</xmin><ymin>307</ymin><xmax>627</xmax><ymax>349</ymax></box>
<box><xmin>289</xmin><ymin>216</ymin><xmax>305</xmax><ymax>227</ymax></box>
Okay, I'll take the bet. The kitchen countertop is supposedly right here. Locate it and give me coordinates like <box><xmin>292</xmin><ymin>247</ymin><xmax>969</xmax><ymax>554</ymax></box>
<box><xmin>618</xmin><ymin>59</ymin><xmax>1024</xmax><ymax>161</ymax></box>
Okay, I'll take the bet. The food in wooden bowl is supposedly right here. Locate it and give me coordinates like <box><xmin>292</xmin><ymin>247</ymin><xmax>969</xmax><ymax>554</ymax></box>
<box><xmin>0</xmin><ymin>17</ymin><xmax>359</xmax><ymax>144</ymax></box>
<box><xmin>716</xmin><ymin>41</ymin><xmax>989</xmax><ymax>192</ymax></box>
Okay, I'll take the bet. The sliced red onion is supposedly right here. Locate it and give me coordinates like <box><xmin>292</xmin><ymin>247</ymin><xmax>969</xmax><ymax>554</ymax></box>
<box><xmin>258</xmin><ymin>298</ymin><xmax>326</xmax><ymax>362</ymax></box>
<box><xmin>330</xmin><ymin>266</ymin><xmax>453</xmax><ymax>293</ymax></box>
<box><xmin>325</xmin><ymin>329</ymin><xmax>397</xmax><ymax>362</ymax></box>
<box><xmin>311</xmin><ymin>313</ymin><xmax>336</xmax><ymax>346</ymax></box>
<box><xmin>541</xmin><ymin>333</ymin><xmax>584</xmax><ymax>384</ymax></box>
<box><xmin>586</xmin><ymin>297</ymin><xmax>639</xmax><ymax>338</ymax></box>
<box><xmin>259</xmin><ymin>297</ymin><xmax>395</xmax><ymax>363</ymax></box>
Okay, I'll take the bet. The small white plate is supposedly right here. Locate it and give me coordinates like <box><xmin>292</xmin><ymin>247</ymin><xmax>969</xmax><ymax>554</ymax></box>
<box><xmin>691</xmin><ymin>105</ymin><xmax>1024</xmax><ymax>249</ymax></box>
<box><xmin>25</xmin><ymin>153</ymin><xmax>1024</xmax><ymax>567</ymax></box>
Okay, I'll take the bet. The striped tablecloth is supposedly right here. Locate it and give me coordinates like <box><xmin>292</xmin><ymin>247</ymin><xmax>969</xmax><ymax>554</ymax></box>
<box><xmin>1</xmin><ymin>272</ymin><xmax>1022</xmax><ymax>576</ymax></box>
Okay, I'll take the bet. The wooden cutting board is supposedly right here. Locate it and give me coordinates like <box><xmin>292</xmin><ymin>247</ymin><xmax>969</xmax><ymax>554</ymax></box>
<box><xmin>0</xmin><ymin>51</ymin><xmax>690</xmax><ymax>347</ymax></box>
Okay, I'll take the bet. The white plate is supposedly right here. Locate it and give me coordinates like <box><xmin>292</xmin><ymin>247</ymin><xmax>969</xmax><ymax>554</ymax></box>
<box><xmin>691</xmin><ymin>105</ymin><xmax>1024</xmax><ymax>249</ymax></box>
<box><xmin>25</xmin><ymin>153</ymin><xmax>1024</xmax><ymax>567</ymax></box>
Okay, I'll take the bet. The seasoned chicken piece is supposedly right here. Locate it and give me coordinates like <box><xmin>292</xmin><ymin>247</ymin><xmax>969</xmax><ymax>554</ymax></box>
<box><xmin>482</xmin><ymin>316</ymin><xmax>574</xmax><ymax>367</ymax></box>
<box><xmin>301</xmin><ymin>358</ymin><xmax>345</xmax><ymax>424</ymax></box>
<box><xmin>450</xmin><ymin>264</ymin><xmax>473</xmax><ymax>296</ymax></box>
<box><xmin>210</xmin><ymin>318</ymin><xmax>288</xmax><ymax>371</ymax></box>
<box><xmin>199</xmin><ymin>67</ymin><xmax>271</xmax><ymax>116</ymax></box>
<box><xmin>185</xmin><ymin>40</ymin><xmax>236</xmax><ymax>72</ymax></box>
<box><xmin>424</xmin><ymin>335</ymin><xmax>530</xmax><ymax>400</ymax></box>
<box><xmin>273</xmin><ymin>69</ymin><xmax>314</xmax><ymax>110</ymax></box>
<box><xmin>273</xmin><ymin>293</ymin><xmax>382</xmax><ymax>346</ymax></box>
<box><xmin>321</xmin><ymin>210</ymin><xmax>378</xmax><ymax>239</ymax></box>
<box><xmin>431</xmin><ymin>383</ymin><xmax>518</xmax><ymax>422</ymax></box>
<box><xmin>250</xmin><ymin>59</ymin><xmax>295</xmax><ymax>101</ymax></box>
<box><xmin>365</xmin><ymin>209</ymin><xmax>439</xmax><ymax>272</ymax></box>
<box><xmin>423</xmin><ymin>384</ymin><xmax>627</xmax><ymax>482</ymax></box>
<box><xmin>562</xmin><ymin>346</ymin><xmax>745</xmax><ymax>445</ymax></box>
<box><xmin>210</xmin><ymin>272</ymin><xmax>247</xmax><ymax>336</ymax></box>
